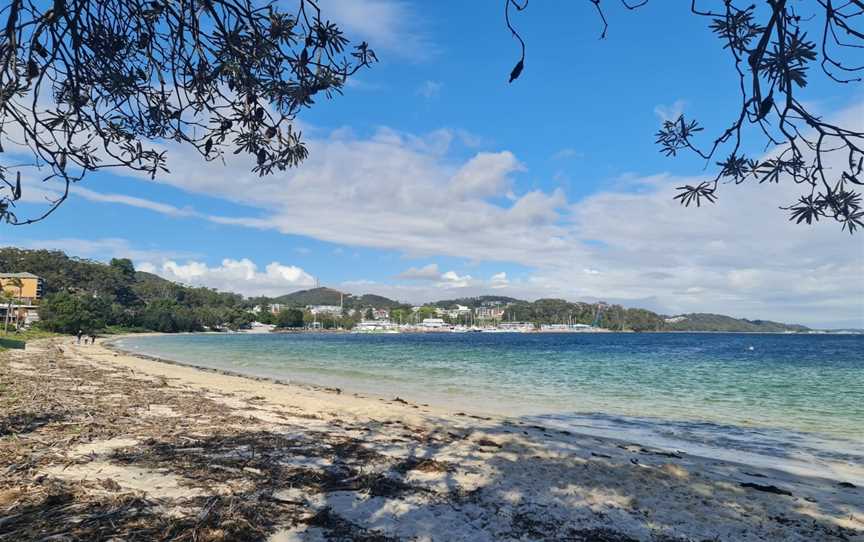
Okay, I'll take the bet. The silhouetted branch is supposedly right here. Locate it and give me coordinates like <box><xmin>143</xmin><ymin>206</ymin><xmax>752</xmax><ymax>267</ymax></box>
<box><xmin>0</xmin><ymin>0</ymin><xmax>376</xmax><ymax>224</ymax></box>
<box><xmin>507</xmin><ymin>1</ymin><xmax>864</xmax><ymax>233</ymax></box>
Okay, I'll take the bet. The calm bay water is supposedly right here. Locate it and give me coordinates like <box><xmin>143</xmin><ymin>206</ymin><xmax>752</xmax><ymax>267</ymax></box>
<box><xmin>115</xmin><ymin>332</ymin><xmax>864</xmax><ymax>479</ymax></box>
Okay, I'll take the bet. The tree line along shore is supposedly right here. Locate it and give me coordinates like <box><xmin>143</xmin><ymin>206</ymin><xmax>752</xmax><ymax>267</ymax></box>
<box><xmin>1</xmin><ymin>247</ymin><xmax>816</xmax><ymax>337</ymax></box>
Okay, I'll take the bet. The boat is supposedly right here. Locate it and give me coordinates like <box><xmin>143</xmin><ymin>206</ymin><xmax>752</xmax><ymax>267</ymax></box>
<box><xmin>351</xmin><ymin>320</ymin><xmax>400</xmax><ymax>334</ymax></box>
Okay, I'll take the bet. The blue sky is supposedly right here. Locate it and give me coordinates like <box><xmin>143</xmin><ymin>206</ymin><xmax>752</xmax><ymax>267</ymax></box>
<box><xmin>3</xmin><ymin>1</ymin><xmax>863</xmax><ymax>328</ymax></box>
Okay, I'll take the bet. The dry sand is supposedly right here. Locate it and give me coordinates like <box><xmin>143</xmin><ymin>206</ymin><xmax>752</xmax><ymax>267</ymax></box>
<box><xmin>0</xmin><ymin>337</ymin><xmax>861</xmax><ymax>541</ymax></box>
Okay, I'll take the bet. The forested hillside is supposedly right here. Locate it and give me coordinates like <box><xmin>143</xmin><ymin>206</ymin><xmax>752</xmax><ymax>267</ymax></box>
<box><xmin>663</xmin><ymin>314</ymin><xmax>811</xmax><ymax>333</ymax></box>
<box><xmin>0</xmin><ymin>248</ymin><xmax>249</xmax><ymax>333</ymax></box>
<box><xmin>265</xmin><ymin>288</ymin><xmax>404</xmax><ymax>310</ymax></box>
<box><xmin>503</xmin><ymin>299</ymin><xmax>665</xmax><ymax>331</ymax></box>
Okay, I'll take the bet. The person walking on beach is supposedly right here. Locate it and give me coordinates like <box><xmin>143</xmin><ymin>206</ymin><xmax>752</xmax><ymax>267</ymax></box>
<box><xmin>76</xmin><ymin>329</ymin><xmax>83</xmax><ymax>344</ymax></box>
<box><xmin>89</xmin><ymin>333</ymin><xmax>96</xmax><ymax>345</ymax></box>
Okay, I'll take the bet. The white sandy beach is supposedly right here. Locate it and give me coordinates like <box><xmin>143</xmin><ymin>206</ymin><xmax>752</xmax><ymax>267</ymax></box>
<box><xmin>1</xmin><ymin>337</ymin><xmax>862</xmax><ymax>541</ymax></box>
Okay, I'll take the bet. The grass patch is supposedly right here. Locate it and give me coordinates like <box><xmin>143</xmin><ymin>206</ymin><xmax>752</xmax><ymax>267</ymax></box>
<box><xmin>0</xmin><ymin>337</ymin><xmax>26</xmax><ymax>350</ymax></box>
<box><xmin>0</xmin><ymin>328</ymin><xmax>59</xmax><ymax>351</ymax></box>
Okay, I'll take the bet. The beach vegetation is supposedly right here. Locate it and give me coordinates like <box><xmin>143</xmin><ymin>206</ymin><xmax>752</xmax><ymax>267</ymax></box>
<box><xmin>136</xmin><ymin>300</ymin><xmax>201</xmax><ymax>333</ymax></box>
<box><xmin>0</xmin><ymin>327</ymin><xmax>57</xmax><ymax>350</ymax></box>
<box><xmin>3</xmin><ymin>248</ymin><xmax>255</xmax><ymax>334</ymax></box>
<box><xmin>275</xmin><ymin>308</ymin><xmax>305</xmax><ymax>329</ymax></box>
<box><xmin>38</xmin><ymin>291</ymin><xmax>108</xmax><ymax>334</ymax></box>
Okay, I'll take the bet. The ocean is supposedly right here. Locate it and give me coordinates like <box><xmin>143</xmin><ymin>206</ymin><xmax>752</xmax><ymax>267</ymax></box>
<box><xmin>114</xmin><ymin>332</ymin><xmax>864</xmax><ymax>482</ymax></box>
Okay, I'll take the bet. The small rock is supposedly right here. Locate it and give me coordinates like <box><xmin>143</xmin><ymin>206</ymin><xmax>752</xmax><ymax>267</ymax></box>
<box><xmin>476</xmin><ymin>438</ymin><xmax>502</xmax><ymax>449</ymax></box>
<box><xmin>740</xmin><ymin>482</ymin><xmax>793</xmax><ymax>496</ymax></box>
<box><xmin>838</xmin><ymin>481</ymin><xmax>856</xmax><ymax>489</ymax></box>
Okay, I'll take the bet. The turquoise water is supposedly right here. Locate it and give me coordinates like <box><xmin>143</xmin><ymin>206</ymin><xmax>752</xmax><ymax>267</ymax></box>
<box><xmin>115</xmin><ymin>332</ymin><xmax>864</xmax><ymax>479</ymax></box>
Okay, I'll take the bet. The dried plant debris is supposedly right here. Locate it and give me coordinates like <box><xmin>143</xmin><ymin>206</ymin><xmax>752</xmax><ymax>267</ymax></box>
<box><xmin>393</xmin><ymin>457</ymin><xmax>453</xmax><ymax>474</ymax></box>
<box><xmin>0</xmin><ymin>342</ymin><xmax>440</xmax><ymax>541</ymax></box>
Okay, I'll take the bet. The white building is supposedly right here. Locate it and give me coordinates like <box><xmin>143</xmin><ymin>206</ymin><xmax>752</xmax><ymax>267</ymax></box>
<box><xmin>445</xmin><ymin>305</ymin><xmax>472</xmax><ymax>319</ymax></box>
<box><xmin>420</xmin><ymin>318</ymin><xmax>447</xmax><ymax>329</ymax></box>
<box><xmin>499</xmin><ymin>322</ymin><xmax>534</xmax><ymax>332</ymax></box>
<box><xmin>352</xmin><ymin>320</ymin><xmax>399</xmax><ymax>333</ymax></box>
<box><xmin>307</xmin><ymin>305</ymin><xmax>343</xmax><ymax>315</ymax></box>
<box><xmin>252</xmin><ymin>304</ymin><xmax>283</xmax><ymax>315</ymax></box>
<box><xmin>475</xmin><ymin>306</ymin><xmax>505</xmax><ymax>320</ymax></box>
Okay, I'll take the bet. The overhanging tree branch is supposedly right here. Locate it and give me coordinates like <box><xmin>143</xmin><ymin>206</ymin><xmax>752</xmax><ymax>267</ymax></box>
<box><xmin>507</xmin><ymin>1</ymin><xmax>864</xmax><ymax>233</ymax></box>
<box><xmin>0</xmin><ymin>0</ymin><xmax>376</xmax><ymax>224</ymax></box>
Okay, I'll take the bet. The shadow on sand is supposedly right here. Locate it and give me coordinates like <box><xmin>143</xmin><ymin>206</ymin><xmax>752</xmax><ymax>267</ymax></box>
<box><xmin>2</xmin><ymin>417</ymin><xmax>861</xmax><ymax>541</ymax></box>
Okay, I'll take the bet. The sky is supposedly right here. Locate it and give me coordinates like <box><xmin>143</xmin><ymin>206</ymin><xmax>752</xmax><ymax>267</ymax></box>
<box><xmin>3</xmin><ymin>1</ymin><xmax>863</xmax><ymax>328</ymax></box>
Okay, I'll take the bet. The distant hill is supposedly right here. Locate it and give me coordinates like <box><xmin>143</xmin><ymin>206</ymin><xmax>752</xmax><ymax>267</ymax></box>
<box><xmin>271</xmin><ymin>287</ymin><xmax>344</xmax><ymax>306</ymax></box>
<box><xmin>352</xmin><ymin>294</ymin><xmax>404</xmax><ymax>309</ymax></box>
<box><xmin>663</xmin><ymin>313</ymin><xmax>810</xmax><ymax>333</ymax></box>
<box><xmin>269</xmin><ymin>288</ymin><xmax>404</xmax><ymax>309</ymax></box>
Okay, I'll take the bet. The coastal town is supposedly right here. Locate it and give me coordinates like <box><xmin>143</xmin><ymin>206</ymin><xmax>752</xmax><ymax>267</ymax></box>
<box><xmin>252</xmin><ymin>299</ymin><xmax>606</xmax><ymax>334</ymax></box>
<box><xmin>0</xmin><ymin>269</ymin><xmax>610</xmax><ymax>335</ymax></box>
<box><xmin>0</xmin><ymin>266</ymin><xmax>610</xmax><ymax>333</ymax></box>
<box><xmin>0</xmin><ymin>253</ymin><xmax>843</xmax><ymax>338</ymax></box>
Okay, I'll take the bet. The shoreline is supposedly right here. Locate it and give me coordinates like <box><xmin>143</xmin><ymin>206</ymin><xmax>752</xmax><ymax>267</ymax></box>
<box><xmin>1</xmin><ymin>337</ymin><xmax>862</xmax><ymax>540</ymax></box>
<box><xmin>130</xmin><ymin>327</ymin><xmax>859</xmax><ymax>336</ymax></box>
<box><xmin>107</xmin><ymin>332</ymin><xmax>864</xmax><ymax>488</ymax></box>
<box><xmin>257</xmin><ymin>328</ymin><xmax>854</xmax><ymax>335</ymax></box>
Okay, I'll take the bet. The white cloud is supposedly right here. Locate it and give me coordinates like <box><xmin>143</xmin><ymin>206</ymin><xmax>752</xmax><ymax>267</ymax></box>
<box><xmin>148</xmin><ymin>258</ymin><xmax>315</xmax><ymax>297</ymax></box>
<box><xmin>505</xmin><ymin>188</ymin><xmax>566</xmax><ymax>226</ymax></box>
<box><xmin>396</xmin><ymin>263</ymin><xmax>441</xmax><ymax>280</ymax></box>
<box><xmin>6</xmin><ymin>237</ymin><xmax>195</xmax><ymax>263</ymax></box>
<box><xmin>449</xmin><ymin>151</ymin><xmax>522</xmax><ymax>199</ymax></box>
<box><xmin>438</xmin><ymin>270</ymin><xmax>472</xmax><ymax>288</ymax></box>
<box><xmin>344</xmin><ymin>78</ymin><xmax>386</xmax><ymax>92</ymax></box>
<box><xmin>319</xmin><ymin>0</ymin><xmax>434</xmax><ymax>60</ymax></box>
<box><xmin>396</xmin><ymin>264</ymin><xmax>479</xmax><ymax>290</ymax></box>
<box><xmin>490</xmin><ymin>272</ymin><xmax>509</xmax><ymax>289</ymax></box>
<box><xmin>416</xmin><ymin>80</ymin><xmax>443</xmax><ymax>99</ymax></box>
<box><xmin>66</xmin><ymin>187</ymin><xmax>198</xmax><ymax>219</ymax></box>
<box><xmin>72</xmin><ymin>187</ymin><xmax>197</xmax><ymax>217</ymax></box>
<box><xmin>552</xmin><ymin>148</ymin><xmax>583</xmax><ymax>160</ymax></box>
<box><xmin>654</xmin><ymin>99</ymin><xmax>687</xmax><ymax>122</ymax></box>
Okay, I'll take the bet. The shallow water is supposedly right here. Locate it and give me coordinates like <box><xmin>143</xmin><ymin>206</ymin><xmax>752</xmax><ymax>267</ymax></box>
<box><xmin>115</xmin><ymin>332</ymin><xmax>864</xmax><ymax>481</ymax></box>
